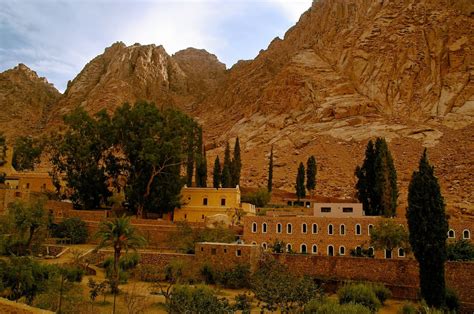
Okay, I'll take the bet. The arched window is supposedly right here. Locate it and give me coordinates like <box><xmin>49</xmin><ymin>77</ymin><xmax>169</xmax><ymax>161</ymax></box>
<box><xmin>251</xmin><ymin>241</ymin><xmax>257</xmax><ymax>245</ymax></box>
<box><xmin>339</xmin><ymin>246</ymin><xmax>345</xmax><ymax>256</ymax></box>
<box><xmin>340</xmin><ymin>224</ymin><xmax>346</xmax><ymax>235</ymax></box>
<box><xmin>312</xmin><ymin>223</ymin><xmax>318</xmax><ymax>234</ymax></box>
<box><xmin>327</xmin><ymin>245</ymin><xmax>334</xmax><ymax>256</ymax></box>
<box><xmin>355</xmin><ymin>224</ymin><xmax>362</xmax><ymax>235</ymax></box>
<box><xmin>262</xmin><ymin>223</ymin><xmax>267</xmax><ymax>233</ymax></box>
<box><xmin>262</xmin><ymin>242</ymin><xmax>267</xmax><ymax>250</ymax></box>
<box><xmin>328</xmin><ymin>224</ymin><xmax>334</xmax><ymax>235</ymax></box>
<box><xmin>368</xmin><ymin>247</ymin><xmax>374</xmax><ymax>257</ymax></box>
<box><xmin>301</xmin><ymin>244</ymin><xmax>307</xmax><ymax>254</ymax></box>
<box><xmin>286</xmin><ymin>243</ymin><xmax>292</xmax><ymax>253</ymax></box>
<box><xmin>355</xmin><ymin>246</ymin><xmax>362</xmax><ymax>256</ymax></box>
<box><xmin>276</xmin><ymin>223</ymin><xmax>282</xmax><ymax>233</ymax></box>
<box><xmin>302</xmin><ymin>223</ymin><xmax>307</xmax><ymax>234</ymax></box>
<box><xmin>287</xmin><ymin>223</ymin><xmax>293</xmax><ymax>234</ymax></box>
<box><xmin>385</xmin><ymin>249</ymin><xmax>393</xmax><ymax>259</ymax></box>
<box><xmin>398</xmin><ymin>248</ymin><xmax>405</xmax><ymax>257</ymax></box>
<box><xmin>252</xmin><ymin>222</ymin><xmax>257</xmax><ymax>233</ymax></box>
<box><xmin>448</xmin><ymin>229</ymin><xmax>455</xmax><ymax>238</ymax></box>
<box><xmin>312</xmin><ymin>245</ymin><xmax>318</xmax><ymax>254</ymax></box>
<box><xmin>368</xmin><ymin>224</ymin><xmax>374</xmax><ymax>235</ymax></box>
<box><xmin>463</xmin><ymin>229</ymin><xmax>470</xmax><ymax>240</ymax></box>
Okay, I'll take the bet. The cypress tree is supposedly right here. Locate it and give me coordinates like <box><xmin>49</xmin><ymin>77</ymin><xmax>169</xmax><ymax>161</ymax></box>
<box><xmin>195</xmin><ymin>127</ymin><xmax>207</xmax><ymax>187</ymax></box>
<box><xmin>231</xmin><ymin>137</ymin><xmax>242</xmax><ymax>187</ymax></box>
<box><xmin>295</xmin><ymin>162</ymin><xmax>306</xmax><ymax>201</ymax></box>
<box><xmin>185</xmin><ymin>134</ymin><xmax>194</xmax><ymax>187</ymax></box>
<box><xmin>267</xmin><ymin>146</ymin><xmax>273</xmax><ymax>192</ymax></box>
<box><xmin>213</xmin><ymin>156</ymin><xmax>221</xmax><ymax>189</ymax></box>
<box><xmin>221</xmin><ymin>142</ymin><xmax>232</xmax><ymax>188</ymax></box>
<box><xmin>306</xmin><ymin>155</ymin><xmax>317</xmax><ymax>195</ymax></box>
<box><xmin>355</xmin><ymin>140</ymin><xmax>376</xmax><ymax>214</ymax></box>
<box><xmin>406</xmin><ymin>149</ymin><xmax>448</xmax><ymax>308</ymax></box>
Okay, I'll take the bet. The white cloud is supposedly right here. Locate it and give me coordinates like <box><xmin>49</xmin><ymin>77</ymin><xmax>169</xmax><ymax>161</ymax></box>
<box><xmin>271</xmin><ymin>0</ymin><xmax>313</xmax><ymax>22</ymax></box>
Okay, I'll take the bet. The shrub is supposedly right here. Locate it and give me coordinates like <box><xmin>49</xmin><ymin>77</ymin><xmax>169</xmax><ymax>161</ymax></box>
<box><xmin>61</xmin><ymin>265</ymin><xmax>85</xmax><ymax>282</ymax></box>
<box><xmin>200</xmin><ymin>263</ymin><xmax>216</xmax><ymax>284</ymax></box>
<box><xmin>233</xmin><ymin>293</ymin><xmax>252</xmax><ymax>313</ymax></box>
<box><xmin>53</xmin><ymin>218</ymin><xmax>88</xmax><ymax>244</ymax></box>
<box><xmin>164</xmin><ymin>259</ymin><xmax>199</xmax><ymax>284</ymax></box>
<box><xmin>167</xmin><ymin>285</ymin><xmax>230</xmax><ymax>313</ymax></box>
<box><xmin>305</xmin><ymin>298</ymin><xmax>371</xmax><ymax>314</ymax></box>
<box><xmin>370</xmin><ymin>283</ymin><xmax>391</xmax><ymax>305</ymax></box>
<box><xmin>119</xmin><ymin>252</ymin><xmax>140</xmax><ymax>271</ymax></box>
<box><xmin>219</xmin><ymin>264</ymin><xmax>250</xmax><ymax>289</ymax></box>
<box><xmin>445</xmin><ymin>288</ymin><xmax>460</xmax><ymax>313</ymax></box>
<box><xmin>338</xmin><ymin>283</ymin><xmax>381</xmax><ymax>312</ymax></box>
<box><xmin>241</xmin><ymin>188</ymin><xmax>271</xmax><ymax>207</ymax></box>
<box><xmin>398</xmin><ymin>303</ymin><xmax>417</xmax><ymax>314</ymax></box>
<box><xmin>447</xmin><ymin>239</ymin><xmax>474</xmax><ymax>261</ymax></box>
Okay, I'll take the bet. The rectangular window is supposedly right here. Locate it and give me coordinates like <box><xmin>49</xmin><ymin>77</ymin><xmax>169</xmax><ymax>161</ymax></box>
<box><xmin>342</xmin><ymin>207</ymin><xmax>353</xmax><ymax>213</ymax></box>
<box><xmin>221</xmin><ymin>198</ymin><xmax>226</xmax><ymax>206</ymax></box>
<box><xmin>203</xmin><ymin>198</ymin><xmax>208</xmax><ymax>205</ymax></box>
<box><xmin>236</xmin><ymin>249</ymin><xmax>241</xmax><ymax>257</ymax></box>
<box><xmin>211</xmin><ymin>248</ymin><xmax>217</xmax><ymax>255</ymax></box>
<box><xmin>321</xmin><ymin>207</ymin><xmax>331</xmax><ymax>213</ymax></box>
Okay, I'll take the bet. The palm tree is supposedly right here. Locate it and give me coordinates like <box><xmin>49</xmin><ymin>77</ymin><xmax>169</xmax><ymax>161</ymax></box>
<box><xmin>95</xmin><ymin>215</ymin><xmax>146</xmax><ymax>313</ymax></box>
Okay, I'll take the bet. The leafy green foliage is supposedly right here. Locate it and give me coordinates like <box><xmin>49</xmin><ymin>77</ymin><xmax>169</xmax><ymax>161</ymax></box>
<box><xmin>241</xmin><ymin>188</ymin><xmax>271</xmax><ymax>207</ymax></box>
<box><xmin>337</xmin><ymin>283</ymin><xmax>381</xmax><ymax>312</ymax></box>
<box><xmin>355</xmin><ymin>138</ymin><xmax>398</xmax><ymax>216</ymax></box>
<box><xmin>12</xmin><ymin>136</ymin><xmax>44</xmax><ymax>171</ymax></box>
<box><xmin>370</xmin><ymin>283</ymin><xmax>392</xmax><ymax>305</ymax></box>
<box><xmin>0</xmin><ymin>132</ymin><xmax>7</xmax><ymax>167</ymax></box>
<box><xmin>370</xmin><ymin>219</ymin><xmax>409</xmax><ymax>253</ymax></box>
<box><xmin>447</xmin><ymin>239</ymin><xmax>474</xmax><ymax>261</ymax></box>
<box><xmin>164</xmin><ymin>259</ymin><xmax>200</xmax><ymax>284</ymax></box>
<box><xmin>305</xmin><ymin>298</ymin><xmax>371</xmax><ymax>314</ymax></box>
<box><xmin>213</xmin><ymin>156</ymin><xmax>221</xmax><ymax>188</ymax></box>
<box><xmin>251</xmin><ymin>256</ymin><xmax>322</xmax><ymax>312</ymax></box>
<box><xmin>270</xmin><ymin>239</ymin><xmax>287</xmax><ymax>253</ymax></box>
<box><xmin>306</xmin><ymin>155</ymin><xmax>317</xmax><ymax>192</ymax></box>
<box><xmin>267</xmin><ymin>146</ymin><xmax>273</xmax><ymax>192</ymax></box>
<box><xmin>166</xmin><ymin>285</ymin><xmax>231</xmax><ymax>313</ymax></box>
<box><xmin>350</xmin><ymin>246</ymin><xmax>374</xmax><ymax>258</ymax></box>
<box><xmin>221</xmin><ymin>142</ymin><xmax>232</xmax><ymax>188</ymax></box>
<box><xmin>406</xmin><ymin>149</ymin><xmax>448</xmax><ymax>308</ymax></box>
<box><xmin>52</xmin><ymin>217</ymin><xmax>88</xmax><ymax>244</ymax></box>
<box><xmin>296</xmin><ymin>162</ymin><xmax>306</xmax><ymax>200</ymax></box>
<box><xmin>231</xmin><ymin>137</ymin><xmax>242</xmax><ymax>187</ymax></box>
<box><xmin>233</xmin><ymin>293</ymin><xmax>252</xmax><ymax>313</ymax></box>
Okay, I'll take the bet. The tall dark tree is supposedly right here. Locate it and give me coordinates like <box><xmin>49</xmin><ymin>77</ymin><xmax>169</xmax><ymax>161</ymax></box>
<box><xmin>213</xmin><ymin>156</ymin><xmax>221</xmax><ymax>189</ymax></box>
<box><xmin>185</xmin><ymin>136</ymin><xmax>195</xmax><ymax>187</ymax></box>
<box><xmin>295</xmin><ymin>162</ymin><xmax>306</xmax><ymax>201</ymax></box>
<box><xmin>406</xmin><ymin>149</ymin><xmax>448</xmax><ymax>308</ymax></box>
<box><xmin>50</xmin><ymin>108</ymin><xmax>112</xmax><ymax>209</ymax></box>
<box><xmin>0</xmin><ymin>132</ymin><xmax>6</xmax><ymax>184</ymax></box>
<box><xmin>355</xmin><ymin>138</ymin><xmax>397</xmax><ymax>216</ymax></box>
<box><xmin>195</xmin><ymin>127</ymin><xmax>207</xmax><ymax>187</ymax></box>
<box><xmin>231</xmin><ymin>137</ymin><xmax>242</xmax><ymax>187</ymax></box>
<box><xmin>306</xmin><ymin>155</ymin><xmax>317</xmax><ymax>195</ymax></box>
<box><xmin>221</xmin><ymin>142</ymin><xmax>232</xmax><ymax>188</ymax></box>
<box><xmin>12</xmin><ymin>136</ymin><xmax>44</xmax><ymax>171</ymax></box>
<box><xmin>267</xmin><ymin>146</ymin><xmax>273</xmax><ymax>192</ymax></box>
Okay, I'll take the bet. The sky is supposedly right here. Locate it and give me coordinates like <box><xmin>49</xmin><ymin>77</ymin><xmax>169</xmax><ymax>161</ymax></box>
<box><xmin>0</xmin><ymin>0</ymin><xmax>312</xmax><ymax>92</ymax></box>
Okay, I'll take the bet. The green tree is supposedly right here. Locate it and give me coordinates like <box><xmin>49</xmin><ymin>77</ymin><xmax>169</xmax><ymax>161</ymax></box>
<box><xmin>267</xmin><ymin>146</ymin><xmax>273</xmax><ymax>192</ymax></box>
<box><xmin>231</xmin><ymin>137</ymin><xmax>242</xmax><ymax>187</ymax></box>
<box><xmin>370</xmin><ymin>219</ymin><xmax>409</xmax><ymax>257</ymax></box>
<box><xmin>195</xmin><ymin>127</ymin><xmax>207</xmax><ymax>187</ymax></box>
<box><xmin>306</xmin><ymin>155</ymin><xmax>317</xmax><ymax>195</ymax></box>
<box><xmin>406</xmin><ymin>149</ymin><xmax>448</xmax><ymax>308</ymax></box>
<box><xmin>296</xmin><ymin>162</ymin><xmax>306</xmax><ymax>201</ymax></box>
<box><xmin>53</xmin><ymin>217</ymin><xmax>89</xmax><ymax>244</ymax></box>
<box><xmin>213</xmin><ymin>156</ymin><xmax>221</xmax><ymax>188</ymax></box>
<box><xmin>166</xmin><ymin>285</ymin><xmax>231</xmax><ymax>313</ymax></box>
<box><xmin>0</xmin><ymin>132</ymin><xmax>7</xmax><ymax>167</ymax></box>
<box><xmin>355</xmin><ymin>138</ymin><xmax>397</xmax><ymax>216</ymax></box>
<box><xmin>12</xmin><ymin>136</ymin><xmax>44</xmax><ymax>171</ymax></box>
<box><xmin>95</xmin><ymin>215</ymin><xmax>146</xmax><ymax>314</ymax></box>
<box><xmin>241</xmin><ymin>188</ymin><xmax>271</xmax><ymax>207</ymax></box>
<box><xmin>447</xmin><ymin>240</ymin><xmax>474</xmax><ymax>261</ymax></box>
<box><xmin>50</xmin><ymin>108</ymin><xmax>112</xmax><ymax>209</ymax></box>
<box><xmin>185</xmin><ymin>135</ymin><xmax>195</xmax><ymax>187</ymax></box>
<box><xmin>221</xmin><ymin>142</ymin><xmax>232</xmax><ymax>188</ymax></box>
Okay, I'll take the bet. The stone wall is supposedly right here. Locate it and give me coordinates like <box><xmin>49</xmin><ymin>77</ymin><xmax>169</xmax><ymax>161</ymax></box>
<box><xmin>0</xmin><ymin>297</ymin><xmax>53</xmax><ymax>313</ymax></box>
<box><xmin>195</xmin><ymin>242</ymin><xmax>260</xmax><ymax>271</ymax></box>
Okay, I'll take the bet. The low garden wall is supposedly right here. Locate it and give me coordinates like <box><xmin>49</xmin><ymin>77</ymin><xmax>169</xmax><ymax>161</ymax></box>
<box><xmin>0</xmin><ymin>297</ymin><xmax>53</xmax><ymax>313</ymax></box>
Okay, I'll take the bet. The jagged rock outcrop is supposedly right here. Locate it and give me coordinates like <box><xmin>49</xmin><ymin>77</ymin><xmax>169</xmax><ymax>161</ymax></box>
<box><xmin>49</xmin><ymin>42</ymin><xmax>226</xmax><ymax>123</ymax></box>
<box><xmin>0</xmin><ymin>64</ymin><xmax>61</xmax><ymax>140</ymax></box>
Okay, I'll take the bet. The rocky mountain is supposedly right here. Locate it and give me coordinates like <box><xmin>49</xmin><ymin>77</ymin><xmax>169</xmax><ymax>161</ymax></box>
<box><xmin>0</xmin><ymin>64</ymin><xmax>61</xmax><ymax>140</ymax></box>
<box><xmin>47</xmin><ymin>42</ymin><xmax>225</xmax><ymax>126</ymax></box>
<box><xmin>0</xmin><ymin>0</ymin><xmax>472</xmax><ymax>216</ymax></box>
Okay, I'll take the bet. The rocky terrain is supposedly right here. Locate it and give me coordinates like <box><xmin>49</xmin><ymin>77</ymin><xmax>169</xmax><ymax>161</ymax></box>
<box><xmin>0</xmin><ymin>0</ymin><xmax>472</xmax><ymax>216</ymax></box>
<box><xmin>0</xmin><ymin>64</ymin><xmax>61</xmax><ymax>139</ymax></box>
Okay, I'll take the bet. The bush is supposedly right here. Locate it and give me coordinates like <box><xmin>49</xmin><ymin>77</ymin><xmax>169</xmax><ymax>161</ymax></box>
<box><xmin>53</xmin><ymin>218</ymin><xmax>88</xmax><ymax>244</ymax></box>
<box><xmin>165</xmin><ymin>259</ymin><xmax>199</xmax><ymax>284</ymax></box>
<box><xmin>119</xmin><ymin>252</ymin><xmax>140</xmax><ymax>270</ymax></box>
<box><xmin>200</xmin><ymin>263</ymin><xmax>216</xmax><ymax>284</ymax></box>
<box><xmin>445</xmin><ymin>288</ymin><xmax>460</xmax><ymax>313</ymax></box>
<box><xmin>370</xmin><ymin>283</ymin><xmax>391</xmax><ymax>305</ymax></box>
<box><xmin>135</xmin><ymin>264</ymin><xmax>163</xmax><ymax>282</ymax></box>
<box><xmin>241</xmin><ymin>188</ymin><xmax>271</xmax><ymax>207</ymax></box>
<box><xmin>61</xmin><ymin>265</ymin><xmax>84</xmax><ymax>282</ymax></box>
<box><xmin>305</xmin><ymin>298</ymin><xmax>371</xmax><ymax>314</ymax></box>
<box><xmin>398</xmin><ymin>302</ymin><xmax>417</xmax><ymax>314</ymax></box>
<box><xmin>233</xmin><ymin>293</ymin><xmax>252</xmax><ymax>313</ymax></box>
<box><xmin>167</xmin><ymin>285</ymin><xmax>230</xmax><ymax>313</ymax></box>
<box><xmin>219</xmin><ymin>264</ymin><xmax>250</xmax><ymax>289</ymax></box>
<box><xmin>338</xmin><ymin>283</ymin><xmax>381</xmax><ymax>312</ymax></box>
<box><xmin>447</xmin><ymin>239</ymin><xmax>474</xmax><ymax>261</ymax></box>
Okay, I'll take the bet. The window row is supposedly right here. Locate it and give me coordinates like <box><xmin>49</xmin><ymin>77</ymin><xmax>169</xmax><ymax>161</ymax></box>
<box><xmin>201</xmin><ymin>197</ymin><xmax>227</xmax><ymax>206</ymax></box>
<box><xmin>251</xmin><ymin>242</ymin><xmax>406</xmax><ymax>258</ymax></box>
<box><xmin>251</xmin><ymin>222</ymin><xmax>373</xmax><ymax>236</ymax></box>
<box><xmin>447</xmin><ymin>229</ymin><xmax>471</xmax><ymax>240</ymax></box>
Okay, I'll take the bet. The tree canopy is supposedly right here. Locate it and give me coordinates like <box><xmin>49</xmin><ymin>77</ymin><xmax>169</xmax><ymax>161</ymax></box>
<box><xmin>295</xmin><ymin>162</ymin><xmax>306</xmax><ymax>201</ymax></box>
<box><xmin>406</xmin><ymin>149</ymin><xmax>448</xmax><ymax>308</ymax></box>
<box><xmin>221</xmin><ymin>142</ymin><xmax>232</xmax><ymax>188</ymax></box>
<box><xmin>12</xmin><ymin>136</ymin><xmax>44</xmax><ymax>171</ymax></box>
<box><xmin>370</xmin><ymin>219</ymin><xmax>409</xmax><ymax>253</ymax></box>
<box><xmin>306</xmin><ymin>155</ymin><xmax>317</xmax><ymax>194</ymax></box>
<box><xmin>212</xmin><ymin>156</ymin><xmax>221</xmax><ymax>189</ymax></box>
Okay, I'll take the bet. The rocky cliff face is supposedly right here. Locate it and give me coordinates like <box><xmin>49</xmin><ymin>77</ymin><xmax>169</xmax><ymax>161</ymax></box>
<box><xmin>0</xmin><ymin>64</ymin><xmax>61</xmax><ymax>140</ymax></box>
<box><xmin>49</xmin><ymin>42</ymin><xmax>226</xmax><ymax>124</ymax></box>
